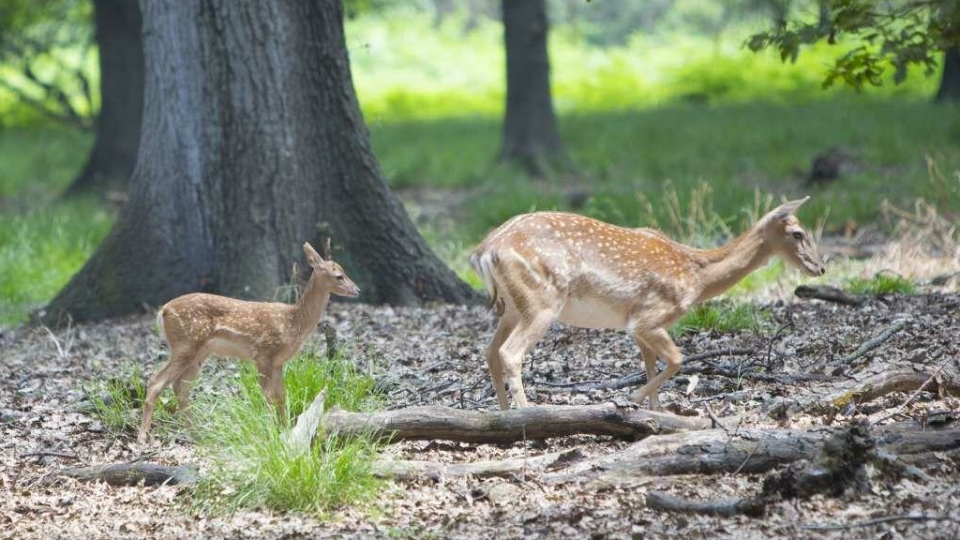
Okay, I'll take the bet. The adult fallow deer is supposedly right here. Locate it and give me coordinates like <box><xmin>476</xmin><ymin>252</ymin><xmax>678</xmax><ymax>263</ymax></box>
<box><xmin>470</xmin><ymin>197</ymin><xmax>825</xmax><ymax>410</ymax></box>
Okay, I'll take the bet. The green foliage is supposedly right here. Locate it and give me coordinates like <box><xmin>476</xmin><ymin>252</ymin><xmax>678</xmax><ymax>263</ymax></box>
<box><xmin>192</xmin><ymin>352</ymin><xmax>382</xmax><ymax>516</ymax></box>
<box><xmin>673</xmin><ymin>302</ymin><xmax>766</xmax><ymax>336</ymax></box>
<box><xmin>0</xmin><ymin>198</ymin><xmax>114</xmax><ymax>325</ymax></box>
<box><xmin>747</xmin><ymin>0</ymin><xmax>958</xmax><ymax>90</ymax></box>
<box><xmin>846</xmin><ymin>273</ymin><xmax>917</xmax><ymax>295</ymax></box>
<box><xmin>85</xmin><ymin>365</ymin><xmax>179</xmax><ymax>438</ymax></box>
<box><xmin>0</xmin><ymin>0</ymin><xmax>97</xmax><ymax>127</ymax></box>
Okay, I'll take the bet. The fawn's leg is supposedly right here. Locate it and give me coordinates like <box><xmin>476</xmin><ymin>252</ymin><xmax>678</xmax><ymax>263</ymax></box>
<box><xmin>139</xmin><ymin>348</ymin><xmax>198</xmax><ymax>443</ymax></box>
<box><xmin>172</xmin><ymin>360</ymin><xmax>202</xmax><ymax>428</ymax></box>
<box><xmin>486</xmin><ymin>313</ymin><xmax>517</xmax><ymax>410</ymax></box>
<box><xmin>256</xmin><ymin>358</ymin><xmax>287</xmax><ymax>422</ymax></box>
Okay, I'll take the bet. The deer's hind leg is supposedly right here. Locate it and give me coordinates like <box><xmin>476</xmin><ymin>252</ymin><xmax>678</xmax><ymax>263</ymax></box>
<box><xmin>486</xmin><ymin>312</ymin><xmax>518</xmax><ymax>410</ymax></box>
<box><xmin>139</xmin><ymin>346</ymin><xmax>203</xmax><ymax>444</ymax></box>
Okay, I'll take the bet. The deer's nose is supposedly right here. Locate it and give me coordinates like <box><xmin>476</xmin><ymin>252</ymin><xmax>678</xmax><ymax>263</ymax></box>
<box><xmin>820</xmin><ymin>267</ymin><xmax>826</xmax><ymax>275</ymax></box>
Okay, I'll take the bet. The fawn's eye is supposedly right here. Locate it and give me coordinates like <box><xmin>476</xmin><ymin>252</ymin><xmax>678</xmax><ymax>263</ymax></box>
<box><xmin>792</xmin><ymin>231</ymin><xmax>803</xmax><ymax>240</ymax></box>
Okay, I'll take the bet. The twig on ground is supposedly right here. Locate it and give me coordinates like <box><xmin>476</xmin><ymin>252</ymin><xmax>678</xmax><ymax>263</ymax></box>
<box><xmin>537</xmin><ymin>348</ymin><xmax>755</xmax><ymax>392</ymax></box>
<box><xmin>801</xmin><ymin>514</ymin><xmax>960</xmax><ymax>531</ymax></box>
<box><xmin>872</xmin><ymin>364</ymin><xmax>947</xmax><ymax>425</ymax></box>
<box><xmin>834</xmin><ymin>318</ymin><xmax>910</xmax><ymax>366</ymax></box>
<box><xmin>20</xmin><ymin>451</ymin><xmax>79</xmax><ymax>461</ymax></box>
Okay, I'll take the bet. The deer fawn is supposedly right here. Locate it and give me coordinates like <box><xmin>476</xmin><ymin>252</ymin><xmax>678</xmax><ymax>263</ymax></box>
<box><xmin>470</xmin><ymin>197</ymin><xmax>825</xmax><ymax>410</ymax></box>
<box><xmin>138</xmin><ymin>242</ymin><xmax>360</xmax><ymax>443</ymax></box>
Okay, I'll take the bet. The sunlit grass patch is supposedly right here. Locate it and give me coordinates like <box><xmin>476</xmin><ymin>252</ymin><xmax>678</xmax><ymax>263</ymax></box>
<box><xmin>0</xmin><ymin>198</ymin><xmax>114</xmax><ymax>326</ymax></box>
<box><xmin>673</xmin><ymin>301</ymin><xmax>765</xmax><ymax>337</ymax></box>
<box><xmin>191</xmin><ymin>351</ymin><xmax>383</xmax><ymax>516</ymax></box>
<box><xmin>845</xmin><ymin>273</ymin><xmax>916</xmax><ymax>295</ymax></box>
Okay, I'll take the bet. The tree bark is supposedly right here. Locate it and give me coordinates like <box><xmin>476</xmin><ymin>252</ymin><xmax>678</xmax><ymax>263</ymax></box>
<box><xmin>63</xmin><ymin>0</ymin><xmax>144</xmax><ymax>197</ymax></box>
<box><xmin>41</xmin><ymin>0</ymin><xmax>476</xmax><ymax>324</ymax></box>
<box><xmin>936</xmin><ymin>46</ymin><xmax>960</xmax><ymax>103</ymax></box>
<box><xmin>499</xmin><ymin>0</ymin><xmax>567</xmax><ymax>176</ymax></box>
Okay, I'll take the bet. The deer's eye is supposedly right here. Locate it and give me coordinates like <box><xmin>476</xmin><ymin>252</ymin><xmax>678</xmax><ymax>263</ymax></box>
<box><xmin>792</xmin><ymin>231</ymin><xmax>804</xmax><ymax>240</ymax></box>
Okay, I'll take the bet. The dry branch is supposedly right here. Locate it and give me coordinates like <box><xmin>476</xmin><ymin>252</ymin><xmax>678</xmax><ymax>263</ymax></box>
<box><xmin>375</xmin><ymin>448</ymin><xmax>586</xmax><ymax>481</ymax></box>
<box><xmin>645</xmin><ymin>491</ymin><xmax>766</xmax><ymax>518</ymax></box>
<box><xmin>56</xmin><ymin>462</ymin><xmax>198</xmax><ymax>486</ymax></box>
<box><xmin>823</xmin><ymin>370</ymin><xmax>960</xmax><ymax>411</ymax></box>
<box><xmin>833</xmin><ymin>319</ymin><xmax>910</xmax><ymax>366</ymax></box>
<box><xmin>795</xmin><ymin>284</ymin><xmax>865</xmax><ymax>306</ymax></box>
<box><xmin>544</xmin><ymin>422</ymin><xmax>960</xmax><ymax>485</ymax></box>
<box><xmin>320</xmin><ymin>403</ymin><xmax>710</xmax><ymax>444</ymax></box>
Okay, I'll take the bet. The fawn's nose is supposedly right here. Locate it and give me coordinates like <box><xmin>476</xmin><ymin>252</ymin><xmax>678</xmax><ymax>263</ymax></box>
<box><xmin>820</xmin><ymin>267</ymin><xmax>826</xmax><ymax>275</ymax></box>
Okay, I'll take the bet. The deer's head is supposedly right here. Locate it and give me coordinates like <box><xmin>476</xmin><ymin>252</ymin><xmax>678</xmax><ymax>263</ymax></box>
<box><xmin>760</xmin><ymin>197</ymin><xmax>826</xmax><ymax>278</ymax></box>
<box><xmin>304</xmin><ymin>242</ymin><xmax>360</xmax><ymax>298</ymax></box>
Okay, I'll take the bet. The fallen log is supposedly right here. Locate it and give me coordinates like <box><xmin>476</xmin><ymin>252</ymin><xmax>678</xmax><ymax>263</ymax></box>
<box><xmin>374</xmin><ymin>448</ymin><xmax>586</xmax><ymax>481</ymax></box>
<box><xmin>795</xmin><ymin>285</ymin><xmax>864</xmax><ymax>306</ymax></box>
<box><xmin>318</xmin><ymin>402</ymin><xmax>711</xmax><ymax>445</ymax></box>
<box><xmin>645</xmin><ymin>491</ymin><xmax>766</xmax><ymax>518</ymax></box>
<box><xmin>543</xmin><ymin>421</ymin><xmax>960</xmax><ymax>484</ymax></box>
<box><xmin>821</xmin><ymin>370</ymin><xmax>960</xmax><ymax>412</ymax></box>
<box><xmin>56</xmin><ymin>462</ymin><xmax>198</xmax><ymax>486</ymax></box>
<box><xmin>643</xmin><ymin>422</ymin><xmax>878</xmax><ymax>518</ymax></box>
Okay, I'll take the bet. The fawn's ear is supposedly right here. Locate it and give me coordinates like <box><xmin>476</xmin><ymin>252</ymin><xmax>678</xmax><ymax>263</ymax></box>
<box><xmin>767</xmin><ymin>196</ymin><xmax>810</xmax><ymax>223</ymax></box>
<box><xmin>303</xmin><ymin>242</ymin><xmax>324</xmax><ymax>265</ymax></box>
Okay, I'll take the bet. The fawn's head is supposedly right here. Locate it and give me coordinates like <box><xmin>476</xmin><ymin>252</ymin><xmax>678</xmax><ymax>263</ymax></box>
<box><xmin>303</xmin><ymin>242</ymin><xmax>360</xmax><ymax>298</ymax></box>
<box><xmin>759</xmin><ymin>197</ymin><xmax>826</xmax><ymax>277</ymax></box>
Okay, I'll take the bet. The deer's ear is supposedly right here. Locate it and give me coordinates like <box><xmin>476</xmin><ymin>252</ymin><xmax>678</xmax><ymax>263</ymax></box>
<box><xmin>303</xmin><ymin>242</ymin><xmax>324</xmax><ymax>264</ymax></box>
<box><xmin>767</xmin><ymin>196</ymin><xmax>810</xmax><ymax>222</ymax></box>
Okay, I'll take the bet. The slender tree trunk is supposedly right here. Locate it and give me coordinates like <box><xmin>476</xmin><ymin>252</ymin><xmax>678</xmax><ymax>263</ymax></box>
<box><xmin>936</xmin><ymin>46</ymin><xmax>960</xmax><ymax>103</ymax></box>
<box><xmin>41</xmin><ymin>0</ymin><xmax>476</xmax><ymax>324</ymax></box>
<box><xmin>499</xmin><ymin>0</ymin><xmax>567</xmax><ymax>177</ymax></box>
<box><xmin>63</xmin><ymin>0</ymin><xmax>143</xmax><ymax>197</ymax></box>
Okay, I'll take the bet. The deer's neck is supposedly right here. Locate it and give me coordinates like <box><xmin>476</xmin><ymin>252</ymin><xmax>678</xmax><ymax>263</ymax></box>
<box><xmin>693</xmin><ymin>227</ymin><xmax>773</xmax><ymax>302</ymax></box>
<box><xmin>294</xmin><ymin>272</ymin><xmax>331</xmax><ymax>335</ymax></box>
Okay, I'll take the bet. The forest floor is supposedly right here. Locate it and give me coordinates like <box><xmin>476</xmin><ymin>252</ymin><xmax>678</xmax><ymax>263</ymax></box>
<box><xmin>2</xmin><ymin>290</ymin><xmax>960</xmax><ymax>539</ymax></box>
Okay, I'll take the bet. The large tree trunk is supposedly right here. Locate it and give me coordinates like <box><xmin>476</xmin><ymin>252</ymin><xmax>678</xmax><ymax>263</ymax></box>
<box><xmin>936</xmin><ymin>46</ymin><xmax>960</xmax><ymax>103</ymax></box>
<box><xmin>41</xmin><ymin>0</ymin><xmax>476</xmax><ymax>324</ymax></box>
<box><xmin>499</xmin><ymin>0</ymin><xmax>567</xmax><ymax>176</ymax></box>
<box><xmin>63</xmin><ymin>0</ymin><xmax>144</xmax><ymax>197</ymax></box>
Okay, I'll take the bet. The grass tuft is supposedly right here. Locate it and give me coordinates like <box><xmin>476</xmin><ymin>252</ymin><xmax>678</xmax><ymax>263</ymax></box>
<box><xmin>845</xmin><ymin>273</ymin><xmax>916</xmax><ymax>295</ymax></box>
<box><xmin>191</xmin><ymin>351</ymin><xmax>383</xmax><ymax>516</ymax></box>
<box><xmin>84</xmin><ymin>365</ymin><xmax>178</xmax><ymax>438</ymax></box>
<box><xmin>673</xmin><ymin>301</ymin><xmax>765</xmax><ymax>337</ymax></box>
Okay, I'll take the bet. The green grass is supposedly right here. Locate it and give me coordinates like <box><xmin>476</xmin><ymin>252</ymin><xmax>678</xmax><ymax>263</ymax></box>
<box><xmin>846</xmin><ymin>273</ymin><xmax>916</xmax><ymax>295</ymax></box>
<box><xmin>191</xmin><ymin>351</ymin><xmax>383</xmax><ymax>516</ymax></box>
<box><xmin>673</xmin><ymin>301</ymin><xmax>766</xmax><ymax>337</ymax></box>
<box><xmin>374</xmin><ymin>100</ymin><xmax>960</xmax><ymax>239</ymax></box>
<box><xmin>0</xmin><ymin>127</ymin><xmax>90</xmax><ymax>196</ymax></box>
<box><xmin>0</xmin><ymin>198</ymin><xmax>114</xmax><ymax>325</ymax></box>
<box><xmin>84</xmin><ymin>365</ymin><xmax>181</xmax><ymax>438</ymax></box>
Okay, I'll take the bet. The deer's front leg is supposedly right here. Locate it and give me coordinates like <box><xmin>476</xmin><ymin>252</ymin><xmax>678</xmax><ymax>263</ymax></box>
<box><xmin>256</xmin><ymin>359</ymin><xmax>287</xmax><ymax>421</ymax></box>
<box><xmin>629</xmin><ymin>328</ymin><xmax>682</xmax><ymax>408</ymax></box>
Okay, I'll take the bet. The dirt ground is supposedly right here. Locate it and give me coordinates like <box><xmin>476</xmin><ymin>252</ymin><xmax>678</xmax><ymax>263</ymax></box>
<box><xmin>2</xmin><ymin>291</ymin><xmax>959</xmax><ymax>540</ymax></box>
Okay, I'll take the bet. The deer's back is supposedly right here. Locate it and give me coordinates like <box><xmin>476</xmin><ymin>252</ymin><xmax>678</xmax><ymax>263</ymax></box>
<box><xmin>476</xmin><ymin>213</ymin><xmax>698</xmax><ymax>327</ymax></box>
<box><xmin>160</xmin><ymin>293</ymin><xmax>294</xmax><ymax>353</ymax></box>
